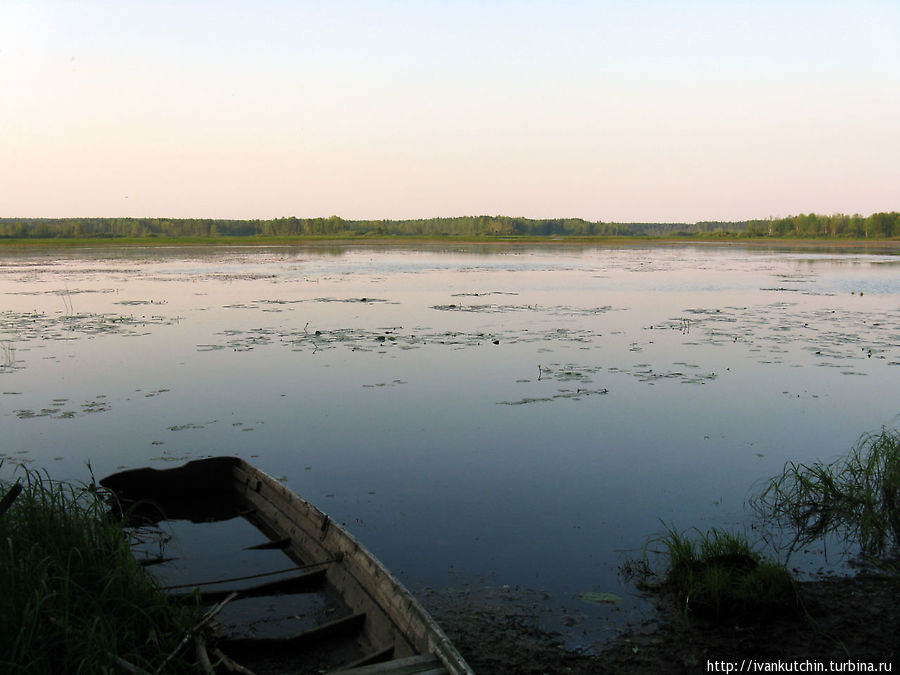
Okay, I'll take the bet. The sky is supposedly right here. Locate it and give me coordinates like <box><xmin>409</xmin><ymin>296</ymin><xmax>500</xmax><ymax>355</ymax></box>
<box><xmin>1</xmin><ymin>1</ymin><xmax>898</xmax><ymax>223</ymax></box>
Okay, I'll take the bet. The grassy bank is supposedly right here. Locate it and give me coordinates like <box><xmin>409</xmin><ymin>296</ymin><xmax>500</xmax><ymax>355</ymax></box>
<box><xmin>629</xmin><ymin>429</ymin><xmax>900</xmax><ymax>626</ymax></box>
<box><xmin>627</xmin><ymin>525</ymin><xmax>800</xmax><ymax>621</ymax></box>
<box><xmin>0</xmin><ymin>466</ymin><xmax>202</xmax><ymax>674</ymax></box>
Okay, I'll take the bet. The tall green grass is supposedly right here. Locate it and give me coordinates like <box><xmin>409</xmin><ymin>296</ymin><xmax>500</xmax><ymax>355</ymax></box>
<box><xmin>623</xmin><ymin>429</ymin><xmax>900</xmax><ymax>625</ymax></box>
<box><xmin>629</xmin><ymin>525</ymin><xmax>800</xmax><ymax>621</ymax></box>
<box><xmin>751</xmin><ymin>429</ymin><xmax>900</xmax><ymax>565</ymax></box>
<box><xmin>0</xmin><ymin>466</ymin><xmax>201</xmax><ymax>674</ymax></box>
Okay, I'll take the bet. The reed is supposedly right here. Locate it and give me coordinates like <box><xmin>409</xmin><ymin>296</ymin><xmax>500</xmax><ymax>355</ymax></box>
<box><xmin>0</xmin><ymin>340</ymin><xmax>14</xmax><ymax>369</ymax></box>
<box><xmin>751</xmin><ymin>429</ymin><xmax>900</xmax><ymax>566</ymax></box>
<box><xmin>0</xmin><ymin>465</ymin><xmax>201</xmax><ymax>674</ymax></box>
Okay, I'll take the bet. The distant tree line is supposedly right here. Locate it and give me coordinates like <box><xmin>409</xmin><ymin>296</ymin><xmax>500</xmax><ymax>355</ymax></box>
<box><xmin>742</xmin><ymin>212</ymin><xmax>899</xmax><ymax>238</ymax></box>
<box><xmin>0</xmin><ymin>213</ymin><xmax>897</xmax><ymax>239</ymax></box>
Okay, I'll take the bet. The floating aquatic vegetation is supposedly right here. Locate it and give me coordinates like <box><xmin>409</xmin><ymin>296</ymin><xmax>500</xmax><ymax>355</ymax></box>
<box><xmin>780</xmin><ymin>391</ymin><xmax>821</xmax><ymax>400</ymax></box>
<box><xmin>497</xmin><ymin>397</ymin><xmax>555</xmax><ymax>406</ymax></box>
<box><xmin>431</xmin><ymin>303</ymin><xmax>511</xmax><ymax>313</ymax></box>
<box><xmin>203</xmin><ymin>324</ymin><xmax>524</xmax><ymax>353</ymax></box>
<box><xmin>5</xmin><ymin>287</ymin><xmax>118</xmax><ymax>296</ymax></box>
<box><xmin>648</xmin><ymin>302</ymin><xmax>899</xmax><ymax>371</ymax></box>
<box><xmin>451</xmin><ymin>291</ymin><xmax>519</xmax><ymax>297</ymax></box>
<box><xmin>552</xmin><ymin>367</ymin><xmax>596</xmax><ymax>383</ymax></box>
<box><xmin>12</xmin><ymin>395</ymin><xmax>109</xmax><ymax>419</ymax></box>
<box><xmin>430</xmin><ymin>302</ymin><xmax>616</xmax><ymax>316</ymax></box>
<box><xmin>314</xmin><ymin>297</ymin><xmax>391</xmax><ymax>304</ymax></box>
<box><xmin>115</xmin><ymin>299</ymin><xmax>168</xmax><ymax>306</ymax></box>
<box><xmin>81</xmin><ymin>398</ymin><xmax>111</xmax><ymax>414</ymax></box>
<box><xmin>252</xmin><ymin>296</ymin><xmax>395</xmax><ymax>308</ymax></box>
<box><xmin>256</xmin><ymin>299</ymin><xmax>306</xmax><ymax>305</ymax></box>
<box><xmin>577</xmin><ymin>358</ymin><xmax>717</xmax><ymax>386</ymax></box>
<box><xmin>553</xmin><ymin>388</ymin><xmax>609</xmax><ymax>400</ymax></box>
<box><xmin>576</xmin><ymin>591</ymin><xmax>622</xmax><ymax>606</ymax></box>
<box><xmin>129</xmin><ymin>388</ymin><xmax>172</xmax><ymax>400</ymax></box>
<box><xmin>498</xmin><ymin>387</ymin><xmax>608</xmax><ymax>405</ymax></box>
<box><xmin>362</xmin><ymin>380</ymin><xmax>408</xmax><ymax>388</ymax></box>
<box><xmin>0</xmin><ymin>310</ymin><xmax>179</xmax><ymax>349</ymax></box>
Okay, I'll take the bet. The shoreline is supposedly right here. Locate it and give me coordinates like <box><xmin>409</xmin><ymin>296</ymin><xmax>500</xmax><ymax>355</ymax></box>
<box><xmin>1</xmin><ymin>235</ymin><xmax>899</xmax><ymax>252</ymax></box>
<box><xmin>429</xmin><ymin>572</ymin><xmax>899</xmax><ymax>673</ymax></box>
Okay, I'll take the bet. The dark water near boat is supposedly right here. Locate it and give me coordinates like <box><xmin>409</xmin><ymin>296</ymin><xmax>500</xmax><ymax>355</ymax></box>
<box><xmin>2</xmin><ymin>243</ymin><xmax>899</xmax><ymax>650</ymax></box>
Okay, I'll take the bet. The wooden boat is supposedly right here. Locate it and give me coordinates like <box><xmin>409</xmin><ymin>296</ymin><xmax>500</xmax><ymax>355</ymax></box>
<box><xmin>101</xmin><ymin>456</ymin><xmax>474</xmax><ymax>675</ymax></box>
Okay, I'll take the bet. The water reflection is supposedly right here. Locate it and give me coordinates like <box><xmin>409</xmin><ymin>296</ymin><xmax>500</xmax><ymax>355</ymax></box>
<box><xmin>1</xmin><ymin>243</ymin><xmax>899</xmax><ymax>649</ymax></box>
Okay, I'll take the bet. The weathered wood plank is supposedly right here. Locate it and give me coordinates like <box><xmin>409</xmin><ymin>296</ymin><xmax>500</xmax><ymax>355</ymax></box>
<box><xmin>243</xmin><ymin>537</ymin><xmax>291</xmax><ymax>551</ymax></box>
<box><xmin>170</xmin><ymin>567</ymin><xmax>328</xmax><ymax>603</ymax></box>
<box><xmin>332</xmin><ymin>645</ymin><xmax>394</xmax><ymax>671</ymax></box>
<box><xmin>329</xmin><ymin>653</ymin><xmax>446</xmax><ymax>674</ymax></box>
<box><xmin>220</xmin><ymin>611</ymin><xmax>366</xmax><ymax>654</ymax></box>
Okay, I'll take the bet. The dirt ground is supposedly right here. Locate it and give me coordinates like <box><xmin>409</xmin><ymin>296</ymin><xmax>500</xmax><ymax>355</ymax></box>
<box><xmin>426</xmin><ymin>574</ymin><xmax>899</xmax><ymax>674</ymax></box>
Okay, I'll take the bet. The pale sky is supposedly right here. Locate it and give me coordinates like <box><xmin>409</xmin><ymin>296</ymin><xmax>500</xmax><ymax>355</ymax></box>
<box><xmin>1</xmin><ymin>1</ymin><xmax>898</xmax><ymax>222</ymax></box>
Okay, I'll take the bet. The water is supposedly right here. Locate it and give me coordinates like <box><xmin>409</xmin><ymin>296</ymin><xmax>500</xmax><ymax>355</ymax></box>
<box><xmin>2</xmin><ymin>242</ymin><xmax>899</xmax><ymax>649</ymax></box>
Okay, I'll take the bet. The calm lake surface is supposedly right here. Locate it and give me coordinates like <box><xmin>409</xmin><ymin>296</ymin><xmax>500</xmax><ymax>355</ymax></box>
<box><xmin>2</xmin><ymin>242</ymin><xmax>899</xmax><ymax>648</ymax></box>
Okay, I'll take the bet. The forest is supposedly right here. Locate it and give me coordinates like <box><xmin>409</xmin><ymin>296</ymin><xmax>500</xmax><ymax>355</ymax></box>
<box><xmin>0</xmin><ymin>212</ymin><xmax>897</xmax><ymax>240</ymax></box>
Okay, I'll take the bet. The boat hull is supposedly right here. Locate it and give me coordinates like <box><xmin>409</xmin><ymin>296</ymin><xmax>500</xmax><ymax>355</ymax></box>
<box><xmin>102</xmin><ymin>456</ymin><xmax>474</xmax><ymax>675</ymax></box>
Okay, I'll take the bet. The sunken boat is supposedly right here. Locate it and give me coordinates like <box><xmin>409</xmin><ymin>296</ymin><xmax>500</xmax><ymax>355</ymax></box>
<box><xmin>101</xmin><ymin>456</ymin><xmax>474</xmax><ymax>675</ymax></box>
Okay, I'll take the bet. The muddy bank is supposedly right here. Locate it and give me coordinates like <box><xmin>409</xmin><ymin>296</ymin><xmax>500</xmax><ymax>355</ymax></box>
<box><xmin>425</xmin><ymin>574</ymin><xmax>899</xmax><ymax>674</ymax></box>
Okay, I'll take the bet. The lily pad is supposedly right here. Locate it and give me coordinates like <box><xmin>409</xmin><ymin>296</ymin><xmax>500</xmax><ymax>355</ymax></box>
<box><xmin>576</xmin><ymin>591</ymin><xmax>622</xmax><ymax>605</ymax></box>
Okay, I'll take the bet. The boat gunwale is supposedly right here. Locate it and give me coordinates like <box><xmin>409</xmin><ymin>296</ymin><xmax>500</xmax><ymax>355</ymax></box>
<box><xmin>100</xmin><ymin>456</ymin><xmax>474</xmax><ymax>675</ymax></box>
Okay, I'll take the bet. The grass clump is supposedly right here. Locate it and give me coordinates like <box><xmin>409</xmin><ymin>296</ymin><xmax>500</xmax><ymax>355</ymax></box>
<box><xmin>751</xmin><ymin>429</ymin><xmax>900</xmax><ymax>566</ymax></box>
<box><xmin>631</xmin><ymin>525</ymin><xmax>800</xmax><ymax>621</ymax></box>
<box><xmin>0</xmin><ymin>465</ymin><xmax>202</xmax><ymax>674</ymax></box>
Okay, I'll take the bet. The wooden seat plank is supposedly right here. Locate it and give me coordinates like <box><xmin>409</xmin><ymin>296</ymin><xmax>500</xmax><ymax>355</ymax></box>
<box><xmin>170</xmin><ymin>567</ymin><xmax>328</xmax><ymax>603</ymax></box>
<box><xmin>221</xmin><ymin>611</ymin><xmax>367</xmax><ymax>655</ymax></box>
